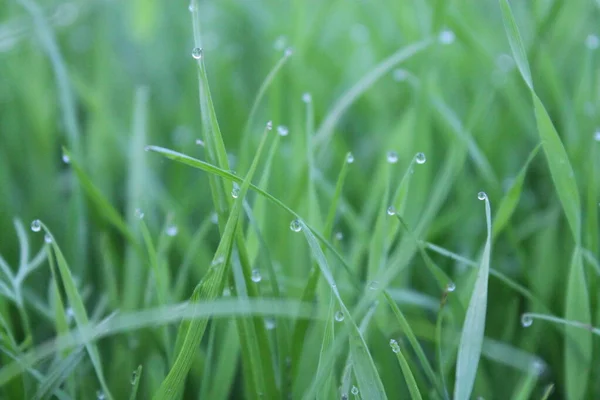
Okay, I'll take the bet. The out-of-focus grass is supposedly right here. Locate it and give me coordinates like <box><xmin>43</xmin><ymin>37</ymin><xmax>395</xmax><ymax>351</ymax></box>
<box><xmin>0</xmin><ymin>0</ymin><xmax>599</xmax><ymax>398</ymax></box>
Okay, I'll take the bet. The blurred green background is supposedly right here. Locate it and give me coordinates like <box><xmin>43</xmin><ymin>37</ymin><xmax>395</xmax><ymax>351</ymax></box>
<box><xmin>0</xmin><ymin>0</ymin><xmax>599</xmax><ymax>399</ymax></box>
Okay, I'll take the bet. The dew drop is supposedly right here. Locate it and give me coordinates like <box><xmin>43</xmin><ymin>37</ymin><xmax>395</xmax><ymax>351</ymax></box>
<box><xmin>586</xmin><ymin>34</ymin><xmax>599</xmax><ymax>50</ymax></box>
<box><xmin>166</xmin><ymin>225</ymin><xmax>178</xmax><ymax>237</ymax></box>
<box><xmin>188</xmin><ymin>1</ymin><xmax>195</xmax><ymax>12</ymax></box>
<box><xmin>210</xmin><ymin>212</ymin><xmax>219</xmax><ymax>224</ymax></box>
<box><xmin>415</xmin><ymin>152</ymin><xmax>426</xmax><ymax>164</ymax></box>
<box><xmin>387</xmin><ymin>206</ymin><xmax>396</xmax><ymax>216</ymax></box>
<box><xmin>346</xmin><ymin>152</ymin><xmax>354</xmax><ymax>164</ymax></box>
<box><xmin>96</xmin><ymin>391</ymin><xmax>105</xmax><ymax>400</ymax></box>
<box><xmin>211</xmin><ymin>255</ymin><xmax>225</xmax><ymax>266</ymax></box>
<box><xmin>266</xmin><ymin>120</ymin><xmax>273</xmax><ymax>130</ymax></box>
<box><xmin>438</xmin><ymin>29</ymin><xmax>455</xmax><ymax>45</ymax></box>
<box><xmin>594</xmin><ymin>130</ymin><xmax>600</xmax><ymax>142</ymax></box>
<box><xmin>389</xmin><ymin>338</ymin><xmax>400</xmax><ymax>353</ymax></box>
<box><xmin>477</xmin><ymin>191</ymin><xmax>487</xmax><ymax>201</ymax></box>
<box><xmin>521</xmin><ymin>314</ymin><xmax>533</xmax><ymax>327</ymax></box>
<box><xmin>386</xmin><ymin>151</ymin><xmax>398</xmax><ymax>164</ymax></box>
<box><xmin>273</xmin><ymin>35</ymin><xmax>286</xmax><ymax>51</ymax></box>
<box><xmin>135</xmin><ymin>208</ymin><xmax>144</xmax><ymax>219</ymax></box>
<box><xmin>144</xmin><ymin>145</ymin><xmax>151</xmax><ymax>152</ymax></box>
<box><xmin>131</xmin><ymin>370</ymin><xmax>138</xmax><ymax>384</ymax></box>
<box><xmin>62</xmin><ymin>153</ymin><xmax>70</xmax><ymax>164</ymax></box>
<box><xmin>368</xmin><ymin>281</ymin><xmax>378</xmax><ymax>290</ymax></box>
<box><xmin>231</xmin><ymin>183</ymin><xmax>240</xmax><ymax>199</ymax></box>
<box><xmin>277</xmin><ymin>125</ymin><xmax>289</xmax><ymax>136</ymax></box>
<box><xmin>334</xmin><ymin>311</ymin><xmax>345</xmax><ymax>322</ymax></box>
<box><xmin>195</xmin><ymin>138</ymin><xmax>205</xmax><ymax>146</ymax></box>
<box><xmin>31</xmin><ymin>219</ymin><xmax>41</xmax><ymax>232</ymax></box>
<box><xmin>251</xmin><ymin>269</ymin><xmax>262</xmax><ymax>283</ymax></box>
<box><xmin>531</xmin><ymin>360</ymin><xmax>546</xmax><ymax>376</ymax></box>
<box><xmin>44</xmin><ymin>234</ymin><xmax>53</xmax><ymax>244</ymax></box>
<box><xmin>265</xmin><ymin>317</ymin><xmax>276</xmax><ymax>330</ymax></box>
<box><xmin>290</xmin><ymin>219</ymin><xmax>302</xmax><ymax>232</ymax></box>
<box><xmin>191</xmin><ymin>47</ymin><xmax>203</xmax><ymax>60</ymax></box>
<box><xmin>223</xmin><ymin>287</ymin><xmax>231</xmax><ymax>296</ymax></box>
<box><xmin>66</xmin><ymin>307</ymin><xmax>74</xmax><ymax>319</ymax></box>
<box><xmin>302</xmin><ymin>92</ymin><xmax>312</xmax><ymax>103</ymax></box>
<box><xmin>334</xmin><ymin>232</ymin><xmax>344</xmax><ymax>241</ymax></box>
<box><xmin>284</xmin><ymin>47</ymin><xmax>293</xmax><ymax>57</ymax></box>
<box><xmin>351</xmin><ymin>386</ymin><xmax>359</xmax><ymax>396</ymax></box>
<box><xmin>446</xmin><ymin>282</ymin><xmax>456</xmax><ymax>292</ymax></box>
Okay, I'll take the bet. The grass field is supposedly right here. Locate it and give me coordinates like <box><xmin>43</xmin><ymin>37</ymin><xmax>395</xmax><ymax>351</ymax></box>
<box><xmin>1</xmin><ymin>0</ymin><xmax>599</xmax><ymax>399</ymax></box>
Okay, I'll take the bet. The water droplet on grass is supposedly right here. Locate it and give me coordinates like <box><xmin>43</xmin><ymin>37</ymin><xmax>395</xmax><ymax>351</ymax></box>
<box><xmin>44</xmin><ymin>234</ymin><xmax>53</xmax><ymax>244</ymax></box>
<box><xmin>166</xmin><ymin>225</ymin><xmax>178</xmax><ymax>237</ymax></box>
<box><xmin>351</xmin><ymin>386</ymin><xmax>359</xmax><ymax>395</ymax></box>
<box><xmin>334</xmin><ymin>232</ymin><xmax>343</xmax><ymax>241</ymax></box>
<box><xmin>302</xmin><ymin>93</ymin><xmax>312</xmax><ymax>103</ymax></box>
<box><xmin>346</xmin><ymin>152</ymin><xmax>354</xmax><ymax>164</ymax></box>
<box><xmin>62</xmin><ymin>153</ymin><xmax>70</xmax><ymax>164</ymax></box>
<box><xmin>195</xmin><ymin>139</ymin><xmax>205</xmax><ymax>146</ymax></box>
<box><xmin>277</xmin><ymin>125</ymin><xmax>289</xmax><ymax>136</ymax></box>
<box><xmin>389</xmin><ymin>338</ymin><xmax>400</xmax><ymax>353</ymax></box>
<box><xmin>368</xmin><ymin>281</ymin><xmax>378</xmax><ymax>290</ymax></box>
<box><xmin>135</xmin><ymin>208</ymin><xmax>144</xmax><ymax>219</ymax></box>
<box><xmin>586</xmin><ymin>34</ymin><xmax>599</xmax><ymax>50</ymax></box>
<box><xmin>387</xmin><ymin>206</ymin><xmax>396</xmax><ymax>216</ymax></box>
<box><xmin>392</xmin><ymin>68</ymin><xmax>408</xmax><ymax>82</ymax></box>
<box><xmin>284</xmin><ymin>47</ymin><xmax>293</xmax><ymax>57</ymax></box>
<box><xmin>521</xmin><ymin>314</ymin><xmax>533</xmax><ymax>327</ymax></box>
<box><xmin>446</xmin><ymin>282</ymin><xmax>456</xmax><ymax>292</ymax></box>
<box><xmin>231</xmin><ymin>183</ymin><xmax>240</xmax><ymax>198</ymax></box>
<box><xmin>265</xmin><ymin>317</ymin><xmax>275</xmax><ymax>330</ymax></box>
<box><xmin>131</xmin><ymin>370</ymin><xmax>138</xmax><ymax>384</ymax></box>
<box><xmin>31</xmin><ymin>219</ymin><xmax>41</xmax><ymax>232</ymax></box>
<box><xmin>334</xmin><ymin>311</ymin><xmax>344</xmax><ymax>322</ymax></box>
<box><xmin>211</xmin><ymin>256</ymin><xmax>225</xmax><ymax>266</ymax></box>
<box><xmin>290</xmin><ymin>219</ymin><xmax>302</xmax><ymax>232</ymax></box>
<box><xmin>386</xmin><ymin>151</ymin><xmax>398</xmax><ymax>164</ymax></box>
<box><xmin>477</xmin><ymin>191</ymin><xmax>487</xmax><ymax>201</ymax></box>
<box><xmin>438</xmin><ymin>29</ymin><xmax>455</xmax><ymax>44</ymax></box>
<box><xmin>188</xmin><ymin>1</ymin><xmax>195</xmax><ymax>12</ymax></box>
<box><xmin>96</xmin><ymin>391</ymin><xmax>105</xmax><ymax>400</ymax></box>
<box><xmin>191</xmin><ymin>47</ymin><xmax>203</xmax><ymax>59</ymax></box>
<box><xmin>415</xmin><ymin>152</ymin><xmax>426</xmax><ymax>164</ymax></box>
<box><xmin>266</xmin><ymin>121</ymin><xmax>273</xmax><ymax>130</ymax></box>
<box><xmin>210</xmin><ymin>212</ymin><xmax>218</xmax><ymax>224</ymax></box>
<box><xmin>251</xmin><ymin>269</ymin><xmax>262</xmax><ymax>283</ymax></box>
<box><xmin>594</xmin><ymin>130</ymin><xmax>600</xmax><ymax>142</ymax></box>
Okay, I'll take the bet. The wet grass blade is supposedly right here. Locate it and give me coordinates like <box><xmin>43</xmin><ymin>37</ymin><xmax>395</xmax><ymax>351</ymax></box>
<box><xmin>316</xmin><ymin>292</ymin><xmax>336</xmax><ymax>400</ymax></box>
<box><xmin>41</xmin><ymin>225</ymin><xmax>113</xmax><ymax>400</ymax></box>
<box><xmin>32</xmin><ymin>347</ymin><xmax>84</xmax><ymax>400</ymax></box>
<box><xmin>389</xmin><ymin>339</ymin><xmax>423</xmax><ymax>400</ymax></box>
<box><xmin>297</xmin><ymin>220</ymin><xmax>387</xmax><ymax>400</ymax></box>
<box><xmin>453</xmin><ymin>195</ymin><xmax>492</xmax><ymax>400</ymax></box>
<box><xmin>493</xmin><ymin>143</ymin><xmax>541</xmax><ymax>238</ymax></box>
<box><xmin>129</xmin><ymin>365</ymin><xmax>142</xmax><ymax>400</ymax></box>
<box><xmin>152</xmin><ymin>127</ymin><xmax>270</xmax><ymax>399</ymax></box>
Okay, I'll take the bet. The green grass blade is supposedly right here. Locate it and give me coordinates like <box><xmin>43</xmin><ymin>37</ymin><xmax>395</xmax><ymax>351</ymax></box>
<box><xmin>540</xmin><ymin>384</ymin><xmax>554</xmax><ymax>400</ymax></box>
<box><xmin>152</xmin><ymin>127</ymin><xmax>271</xmax><ymax>399</ymax></box>
<box><xmin>493</xmin><ymin>143</ymin><xmax>541</xmax><ymax>238</ymax></box>
<box><xmin>498</xmin><ymin>0</ymin><xmax>581</xmax><ymax>242</ymax></box>
<box><xmin>314</xmin><ymin>38</ymin><xmax>433</xmax><ymax>146</ymax></box>
<box><xmin>32</xmin><ymin>347</ymin><xmax>84</xmax><ymax>400</ymax></box>
<box><xmin>128</xmin><ymin>365</ymin><xmax>142</xmax><ymax>400</ymax></box>
<box><xmin>564</xmin><ymin>247</ymin><xmax>592</xmax><ymax>400</ymax></box>
<box><xmin>297</xmin><ymin>219</ymin><xmax>387</xmax><ymax>400</ymax></box>
<box><xmin>40</xmin><ymin>225</ymin><xmax>113</xmax><ymax>400</ymax></box>
<box><xmin>453</xmin><ymin>194</ymin><xmax>492</xmax><ymax>400</ymax></box>
<box><xmin>316</xmin><ymin>292</ymin><xmax>336</xmax><ymax>400</ymax></box>
<box><xmin>389</xmin><ymin>339</ymin><xmax>423</xmax><ymax>400</ymax></box>
<box><xmin>383</xmin><ymin>291</ymin><xmax>442</xmax><ymax>397</ymax></box>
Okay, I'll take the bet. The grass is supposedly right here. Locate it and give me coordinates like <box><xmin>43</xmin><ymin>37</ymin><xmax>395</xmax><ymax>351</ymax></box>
<box><xmin>1</xmin><ymin>0</ymin><xmax>599</xmax><ymax>399</ymax></box>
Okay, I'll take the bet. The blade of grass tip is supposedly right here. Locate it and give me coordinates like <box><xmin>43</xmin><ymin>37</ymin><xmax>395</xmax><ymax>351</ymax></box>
<box><xmin>39</xmin><ymin>225</ymin><xmax>113</xmax><ymax>400</ymax></box>
<box><xmin>32</xmin><ymin>347</ymin><xmax>84</xmax><ymax>400</ymax></box>
<box><xmin>152</xmin><ymin>126</ymin><xmax>271</xmax><ymax>400</ymax></box>
<box><xmin>540</xmin><ymin>384</ymin><xmax>554</xmax><ymax>400</ymax></box>
<box><xmin>499</xmin><ymin>0</ymin><xmax>581</xmax><ymax>242</ymax></box>
<box><xmin>139</xmin><ymin>220</ymin><xmax>169</xmax><ymax>306</ymax></box>
<box><xmin>238</xmin><ymin>49</ymin><xmax>292</xmax><ymax>172</ymax></box>
<box><xmin>292</xmin><ymin>153</ymin><xmax>351</xmax><ymax>375</ymax></box>
<box><xmin>145</xmin><ymin>146</ymin><xmax>360</xmax><ymax>288</ymax></box>
<box><xmin>389</xmin><ymin>339</ymin><xmax>423</xmax><ymax>400</ymax></box>
<box><xmin>129</xmin><ymin>365</ymin><xmax>142</xmax><ymax>400</ymax></box>
<box><xmin>382</xmin><ymin>291</ymin><xmax>444</xmax><ymax>397</ymax></box>
<box><xmin>565</xmin><ymin>247</ymin><xmax>592</xmax><ymax>399</ymax></box>
<box><xmin>492</xmin><ymin>143</ymin><xmax>542</xmax><ymax>239</ymax></box>
<box><xmin>297</xmin><ymin>219</ymin><xmax>387</xmax><ymax>400</ymax></box>
<box><xmin>316</xmin><ymin>292</ymin><xmax>336</xmax><ymax>400</ymax></box>
<box><xmin>367</xmin><ymin>162</ymin><xmax>392</xmax><ymax>279</ymax></box>
<box><xmin>453</xmin><ymin>193</ymin><xmax>492</xmax><ymax>400</ymax></box>
<box><xmin>313</xmin><ymin>38</ymin><xmax>433</xmax><ymax>147</ymax></box>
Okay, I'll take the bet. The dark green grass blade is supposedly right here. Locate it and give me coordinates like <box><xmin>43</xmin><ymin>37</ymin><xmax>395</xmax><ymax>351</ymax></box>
<box><xmin>32</xmin><ymin>348</ymin><xmax>84</xmax><ymax>400</ymax></box>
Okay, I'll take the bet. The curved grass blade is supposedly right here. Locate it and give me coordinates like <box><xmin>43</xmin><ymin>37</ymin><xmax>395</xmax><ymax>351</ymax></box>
<box><xmin>383</xmin><ymin>291</ymin><xmax>443</xmax><ymax>397</ymax></box>
<box><xmin>389</xmin><ymin>339</ymin><xmax>423</xmax><ymax>400</ymax></box>
<box><xmin>129</xmin><ymin>365</ymin><xmax>142</xmax><ymax>400</ymax></box>
<box><xmin>493</xmin><ymin>143</ymin><xmax>542</xmax><ymax>238</ymax></box>
<box><xmin>152</xmin><ymin>126</ymin><xmax>270</xmax><ymax>399</ymax></box>
<box><xmin>297</xmin><ymin>220</ymin><xmax>387</xmax><ymax>400</ymax></box>
<box><xmin>314</xmin><ymin>38</ymin><xmax>433</xmax><ymax>146</ymax></box>
<box><xmin>41</xmin><ymin>225</ymin><xmax>113</xmax><ymax>400</ymax></box>
<box><xmin>453</xmin><ymin>195</ymin><xmax>492</xmax><ymax>400</ymax></box>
